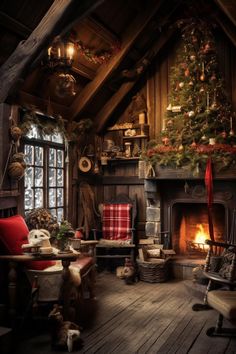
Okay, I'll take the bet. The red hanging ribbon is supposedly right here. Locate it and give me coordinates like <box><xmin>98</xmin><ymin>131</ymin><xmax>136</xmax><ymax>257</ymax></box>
<box><xmin>205</xmin><ymin>158</ymin><xmax>214</xmax><ymax>241</ymax></box>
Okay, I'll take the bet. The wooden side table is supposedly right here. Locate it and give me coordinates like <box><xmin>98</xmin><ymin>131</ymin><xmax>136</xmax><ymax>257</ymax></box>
<box><xmin>0</xmin><ymin>252</ymin><xmax>79</xmax><ymax>325</ymax></box>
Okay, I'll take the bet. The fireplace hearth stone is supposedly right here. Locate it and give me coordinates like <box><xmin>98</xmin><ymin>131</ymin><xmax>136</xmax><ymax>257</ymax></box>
<box><xmin>170</xmin><ymin>258</ymin><xmax>205</xmax><ymax>280</ymax></box>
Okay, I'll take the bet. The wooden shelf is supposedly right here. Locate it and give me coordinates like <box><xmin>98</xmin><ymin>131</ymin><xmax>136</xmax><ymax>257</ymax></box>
<box><xmin>123</xmin><ymin>135</ymin><xmax>148</xmax><ymax>139</ymax></box>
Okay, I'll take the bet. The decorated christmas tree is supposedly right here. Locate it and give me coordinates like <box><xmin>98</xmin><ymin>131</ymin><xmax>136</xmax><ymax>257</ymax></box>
<box><xmin>143</xmin><ymin>19</ymin><xmax>236</xmax><ymax>174</ymax></box>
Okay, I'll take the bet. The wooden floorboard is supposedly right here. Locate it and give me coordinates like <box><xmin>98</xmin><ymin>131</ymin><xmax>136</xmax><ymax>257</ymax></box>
<box><xmin>13</xmin><ymin>272</ymin><xmax>236</xmax><ymax>354</ymax></box>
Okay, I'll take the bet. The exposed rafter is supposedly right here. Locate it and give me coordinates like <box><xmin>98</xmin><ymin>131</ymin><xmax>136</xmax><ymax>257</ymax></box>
<box><xmin>95</xmin><ymin>29</ymin><xmax>174</xmax><ymax>133</ymax></box>
<box><xmin>69</xmin><ymin>0</ymin><xmax>165</xmax><ymax>121</ymax></box>
<box><xmin>18</xmin><ymin>91</ymin><xmax>70</xmax><ymax>118</ymax></box>
<box><xmin>0</xmin><ymin>0</ymin><xmax>104</xmax><ymax>104</ymax></box>
<box><xmin>214</xmin><ymin>0</ymin><xmax>236</xmax><ymax>27</ymax></box>
<box><xmin>0</xmin><ymin>11</ymin><xmax>31</xmax><ymax>37</ymax></box>
<box><xmin>81</xmin><ymin>16</ymin><xmax>119</xmax><ymax>45</ymax></box>
<box><xmin>72</xmin><ymin>64</ymin><xmax>96</xmax><ymax>81</ymax></box>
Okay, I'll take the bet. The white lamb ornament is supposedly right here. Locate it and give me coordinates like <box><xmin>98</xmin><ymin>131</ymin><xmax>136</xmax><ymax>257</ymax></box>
<box><xmin>22</xmin><ymin>229</ymin><xmax>54</xmax><ymax>254</ymax></box>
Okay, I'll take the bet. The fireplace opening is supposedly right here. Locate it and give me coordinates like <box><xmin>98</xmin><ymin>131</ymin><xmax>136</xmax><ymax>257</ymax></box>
<box><xmin>171</xmin><ymin>203</ymin><xmax>225</xmax><ymax>257</ymax></box>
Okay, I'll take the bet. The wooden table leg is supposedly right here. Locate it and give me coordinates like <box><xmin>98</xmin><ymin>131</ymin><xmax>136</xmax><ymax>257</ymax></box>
<box><xmin>7</xmin><ymin>261</ymin><xmax>17</xmax><ymax>324</ymax></box>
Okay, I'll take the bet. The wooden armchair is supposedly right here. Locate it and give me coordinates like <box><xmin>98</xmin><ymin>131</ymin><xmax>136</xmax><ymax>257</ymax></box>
<box><xmin>203</xmin><ymin>240</ymin><xmax>236</xmax><ymax>337</ymax></box>
<box><xmin>93</xmin><ymin>194</ymin><xmax>137</xmax><ymax>269</ymax></box>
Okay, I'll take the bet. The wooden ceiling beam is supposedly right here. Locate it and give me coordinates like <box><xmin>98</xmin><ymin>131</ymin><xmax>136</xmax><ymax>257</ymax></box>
<box><xmin>18</xmin><ymin>91</ymin><xmax>70</xmax><ymax>119</ymax></box>
<box><xmin>81</xmin><ymin>16</ymin><xmax>119</xmax><ymax>44</ymax></box>
<box><xmin>0</xmin><ymin>11</ymin><xmax>31</xmax><ymax>37</ymax></box>
<box><xmin>71</xmin><ymin>64</ymin><xmax>96</xmax><ymax>80</ymax></box>
<box><xmin>95</xmin><ymin>29</ymin><xmax>174</xmax><ymax>134</ymax></box>
<box><xmin>214</xmin><ymin>0</ymin><xmax>236</xmax><ymax>27</ymax></box>
<box><xmin>214</xmin><ymin>12</ymin><xmax>236</xmax><ymax>47</ymax></box>
<box><xmin>69</xmin><ymin>0</ymin><xmax>165</xmax><ymax>120</ymax></box>
<box><xmin>0</xmin><ymin>0</ymin><xmax>104</xmax><ymax>104</ymax></box>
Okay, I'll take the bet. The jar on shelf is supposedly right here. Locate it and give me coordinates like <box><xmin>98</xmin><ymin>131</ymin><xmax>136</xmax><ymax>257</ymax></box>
<box><xmin>124</xmin><ymin>142</ymin><xmax>132</xmax><ymax>158</ymax></box>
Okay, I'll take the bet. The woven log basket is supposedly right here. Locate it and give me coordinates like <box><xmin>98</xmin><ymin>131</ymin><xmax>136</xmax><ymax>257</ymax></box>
<box><xmin>137</xmin><ymin>258</ymin><xmax>169</xmax><ymax>283</ymax></box>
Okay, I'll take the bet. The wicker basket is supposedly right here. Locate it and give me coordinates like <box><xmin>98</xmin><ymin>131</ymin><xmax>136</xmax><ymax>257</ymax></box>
<box><xmin>137</xmin><ymin>258</ymin><xmax>169</xmax><ymax>283</ymax></box>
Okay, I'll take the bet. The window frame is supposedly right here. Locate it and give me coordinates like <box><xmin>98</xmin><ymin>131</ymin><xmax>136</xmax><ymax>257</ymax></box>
<box><xmin>23</xmin><ymin>132</ymin><xmax>67</xmax><ymax>220</ymax></box>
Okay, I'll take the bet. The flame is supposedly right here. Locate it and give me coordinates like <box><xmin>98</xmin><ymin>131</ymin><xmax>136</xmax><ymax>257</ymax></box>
<box><xmin>194</xmin><ymin>224</ymin><xmax>209</xmax><ymax>248</ymax></box>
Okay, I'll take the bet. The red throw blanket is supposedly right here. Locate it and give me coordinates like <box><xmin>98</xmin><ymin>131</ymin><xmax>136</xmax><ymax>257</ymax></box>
<box><xmin>102</xmin><ymin>203</ymin><xmax>132</xmax><ymax>240</ymax></box>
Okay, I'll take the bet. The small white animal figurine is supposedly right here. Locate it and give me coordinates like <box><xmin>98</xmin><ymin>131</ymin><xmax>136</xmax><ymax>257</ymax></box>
<box><xmin>28</xmin><ymin>229</ymin><xmax>51</xmax><ymax>247</ymax></box>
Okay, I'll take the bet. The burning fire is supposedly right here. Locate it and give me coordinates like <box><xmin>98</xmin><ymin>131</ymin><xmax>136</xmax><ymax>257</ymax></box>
<box><xmin>194</xmin><ymin>224</ymin><xmax>209</xmax><ymax>248</ymax></box>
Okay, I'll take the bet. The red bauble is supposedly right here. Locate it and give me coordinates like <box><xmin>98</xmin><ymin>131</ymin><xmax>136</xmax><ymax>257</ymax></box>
<box><xmin>221</xmin><ymin>131</ymin><xmax>227</xmax><ymax>138</ymax></box>
<box><xmin>162</xmin><ymin>137</ymin><xmax>170</xmax><ymax>146</ymax></box>
<box><xmin>184</xmin><ymin>68</ymin><xmax>190</xmax><ymax>77</ymax></box>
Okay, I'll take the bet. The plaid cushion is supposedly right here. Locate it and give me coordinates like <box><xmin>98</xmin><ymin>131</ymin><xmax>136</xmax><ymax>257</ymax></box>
<box><xmin>102</xmin><ymin>203</ymin><xmax>132</xmax><ymax>240</ymax></box>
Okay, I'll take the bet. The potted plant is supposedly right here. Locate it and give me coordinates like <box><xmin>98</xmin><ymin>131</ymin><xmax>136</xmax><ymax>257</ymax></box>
<box><xmin>56</xmin><ymin>220</ymin><xmax>74</xmax><ymax>252</ymax></box>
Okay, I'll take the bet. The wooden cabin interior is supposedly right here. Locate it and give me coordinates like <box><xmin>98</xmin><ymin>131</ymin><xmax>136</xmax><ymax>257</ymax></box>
<box><xmin>0</xmin><ymin>0</ymin><xmax>236</xmax><ymax>352</ymax></box>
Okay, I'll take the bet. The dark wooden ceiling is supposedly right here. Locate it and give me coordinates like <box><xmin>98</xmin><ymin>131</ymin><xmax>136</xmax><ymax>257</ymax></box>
<box><xmin>0</xmin><ymin>0</ymin><xmax>236</xmax><ymax>133</ymax></box>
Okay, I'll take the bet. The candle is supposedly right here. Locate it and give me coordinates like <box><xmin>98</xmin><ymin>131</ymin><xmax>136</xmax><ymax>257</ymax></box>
<box><xmin>58</xmin><ymin>48</ymin><xmax>61</xmax><ymax>58</ymax></box>
<box><xmin>230</xmin><ymin>116</ymin><xmax>233</xmax><ymax>130</ymax></box>
<box><xmin>139</xmin><ymin>112</ymin><xmax>145</xmax><ymax>124</ymax></box>
<box><xmin>47</xmin><ymin>47</ymin><xmax>52</xmax><ymax>58</ymax></box>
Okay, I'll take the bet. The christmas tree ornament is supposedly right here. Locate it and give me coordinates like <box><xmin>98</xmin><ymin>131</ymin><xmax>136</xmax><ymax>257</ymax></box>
<box><xmin>211</xmin><ymin>101</ymin><xmax>218</xmax><ymax>110</ymax></box>
<box><xmin>200</xmin><ymin>62</ymin><xmax>205</xmax><ymax>81</ymax></box>
<box><xmin>209</xmin><ymin>138</ymin><xmax>216</xmax><ymax>145</ymax></box>
<box><xmin>184</xmin><ymin>68</ymin><xmax>190</xmax><ymax>77</ymax></box>
<box><xmin>166</xmin><ymin>103</ymin><xmax>172</xmax><ymax>111</ymax></box>
<box><xmin>192</xmin><ymin>36</ymin><xmax>197</xmax><ymax>43</ymax></box>
<box><xmin>191</xmin><ymin>141</ymin><xmax>197</xmax><ymax>148</ymax></box>
<box><xmin>162</xmin><ymin>137</ymin><xmax>169</xmax><ymax>145</ymax></box>
<box><xmin>178</xmin><ymin>144</ymin><xmax>184</xmax><ymax>151</ymax></box>
<box><xmin>221</xmin><ymin>131</ymin><xmax>227</xmax><ymax>138</ymax></box>
<box><xmin>188</xmin><ymin>111</ymin><xmax>195</xmax><ymax>117</ymax></box>
<box><xmin>189</xmin><ymin>81</ymin><xmax>194</xmax><ymax>86</ymax></box>
<box><xmin>167</xmin><ymin>119</ymin><xmax>173</xmax><ymax>126</ymax></box>
<box><xmin>179</xmin><ymin>82</ymin><xmax>184</xmax><ymax>88</ymax></box>
<box><xmin>201</xmin><ymin>134</ymin><xmax>207</xmax><ymax>141</ymax></box>
<box><xmin>200</xmin><ymin>73</ymin><xmax>206</xmax><ymax>81</ymax></box>
<box><xmin>172</xmin><ymin>106</ymin><xmax>181</xmax><ymax>113</ymax></box>
<box><xmin>229</xmin><ymin>129</ymin><xmax>234</xmax><ymax>136</ymax></box>
<box><xmin>204</xmin><ymin>42</ymin><xmax>211</xmax><ymax>53</ymax></box>
<box><xmin>200</xmin><ymin>86</ymin><xmax>205</xmax><ymax>93</ymax></box>
<box><xmin>210</xmin><ymin>73</ymin><xmax>217</xmax><ymax>81</ymax></box>
<box><xmin>190</xmin><ymin>55</ymin><xmax>196</xmax><ymax>61</ymax></box>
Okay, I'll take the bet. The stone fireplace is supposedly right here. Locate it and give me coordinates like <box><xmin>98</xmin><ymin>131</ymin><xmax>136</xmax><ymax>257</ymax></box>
<box><xmin>144</xmin><ymin>175</ymin><xmax>236</xmax><ymax>259</ymax></box>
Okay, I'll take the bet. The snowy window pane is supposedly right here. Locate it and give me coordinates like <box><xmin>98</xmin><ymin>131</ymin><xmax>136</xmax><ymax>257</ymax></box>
<box><xmin>52</xmin><ymin>131</ymin><xmax>64</xmax><ymax>143</ymax></box>
<box><xmin>50</xmin><ymin>209</ymin><xmax>57</xmax><ymax>218</ymax></box>
<box><xmin>57</xmin><ymin>188</ymin><xmax>64</xmax><ymax>207</ymax></box>
<box><xmin>49</xmin><ymin>148</ymin><xmax>56</xmax><ymax>167</ymax></box>
<box><xmin>57</xmin><ymin>150</ymin><xmax>64</xmax><ymax>168</ymax></box>
<box><xmin>24</xmin><ymin>167</ymin><xmax>33</xmax><ymax>188</ymax></box>
<box><xmin>35</xmin><ymin>167</ymin><xmax>43</xmax><ymax>187</ymax></box>
<box><xmin>25</xmin><ymin>123</ymin><xmax>41</xmax><ymax>139</ymax></box>
<box><xmin>24</xmin><ymin>188</ymin><xmax>33</xmax><ymax>210</ymax></box>
<box><xmin>24</xmin><ymin>145</ymin><xmax>33</xmax><ymax>165</ymax></box>
<box><xmin>35</xmin><ymin>189</ymin><xmax>43</xmax><ymax>208</ymax></box>
<box><xmin>49</xmin><ymin>188</ymin><xmax>56</xmax><ymax>207</ymax></box>
<box><xmin>57</xmin><ymin>208</ymin><xmax>64</xmax><ymax>222</ymax></box>
<box><xmin>49</xmin><ymin>168</ymin><xmax>56</xmax><ymax>187</ymax></box>
<box><xmin>57</xmin><ymin>169</ymin><xmax>64</xmax><ymax>186</ymax></box>
<box><xmin>35</xmin><ymin>146</ymin><xmax>43</xmax><ymax>166</ymax></box>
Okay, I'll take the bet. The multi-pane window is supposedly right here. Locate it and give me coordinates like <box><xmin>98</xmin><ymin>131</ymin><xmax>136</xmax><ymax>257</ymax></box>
<box><xmin>23</xmin><ymin>122</ymin><xmax>65</xmax><ymax>221</ymax></box>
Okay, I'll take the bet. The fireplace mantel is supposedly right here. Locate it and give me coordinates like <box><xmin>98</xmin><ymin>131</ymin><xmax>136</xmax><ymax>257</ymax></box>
<box><xmin>148</xmin><ymin>165</ymin><xmax>236</xmax><ymax>180</ymax></box>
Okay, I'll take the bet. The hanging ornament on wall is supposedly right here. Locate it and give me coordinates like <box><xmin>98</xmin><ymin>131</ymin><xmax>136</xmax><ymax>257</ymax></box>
<box><xmin>55</xmin><ymin>73</ymin><xmax>76</xmax><ymax>98</ymax></box>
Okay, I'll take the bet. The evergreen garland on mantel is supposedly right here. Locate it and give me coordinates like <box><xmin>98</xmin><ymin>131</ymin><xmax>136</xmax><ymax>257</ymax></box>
<box><xmin>142</xmin><ymin>18</ymin><xmax>236</xmax><ymax>175</ymax></box>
